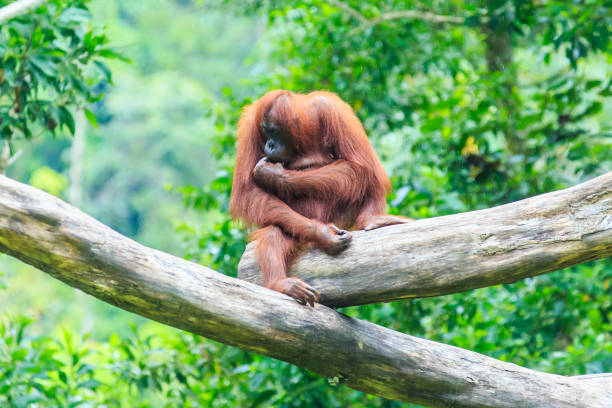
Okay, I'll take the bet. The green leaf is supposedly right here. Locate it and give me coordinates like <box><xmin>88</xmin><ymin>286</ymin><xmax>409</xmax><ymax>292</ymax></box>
<box><xmin>93</xmin><ymin>60</ymin><xmax>112</xmax><ymax>84</ymax></box>
<box><xmin>585</xmin><ymin>79</ymin><xmax>601</xmax><ymax>91</ymax></box>
<box><xmin>29</xmin><ymin>56</ymin><xmax>59</xmax><ymax>77</ymax></box>
<box><xmin>250</xmin><ymin>390</ymin><xmax>276</xmax><ymax>407</ymax></box>
<box><xmin>83</xmin><ymin>108</ymin><xmax>98</xmax><ymax>128</ymax></box>
<box><xmin>59</xmin><ymin>107</ymin><xmax>75</xmax><ymax>135</ymax></box>
<box><xmin>12</xmin><ymin>348</ymin><xmax>28</xmax><ymax>361</ymax></box>
<box><xmin>98</xmin><ymin>49</ymin><xmax>131</xmax><ymax>63</ymax></box>
<box><xmin>76</xmin><ymin>379</ymin><xmax>101</xmax><ymax>389</ymax></box>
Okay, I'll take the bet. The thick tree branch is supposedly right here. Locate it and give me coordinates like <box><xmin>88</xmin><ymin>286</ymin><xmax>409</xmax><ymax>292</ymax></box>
<box><xmin>239</xmin><ymin>172</ymin><xmax>612</xmax><ymax>307</ymax></box>
<box><xmin>0</xmin><ymin>0</ymin><xmax>47</xmax><ymax>23</ymax></box>
<box><xmin>0</xmin><ymin>174</ymin><xmax>611</xmax><ymax>407</ymax></box>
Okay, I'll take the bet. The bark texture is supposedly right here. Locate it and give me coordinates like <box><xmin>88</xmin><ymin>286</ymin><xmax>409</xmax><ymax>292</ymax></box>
<box><xmin>239</xmin><ymin>172</ymin><xmax>612</xmax><ymax>307</ymax></box>
<box><xmin>0</xmin><ymin>174</ymin><xmax>611</xmax><ymax>407</ymax></box>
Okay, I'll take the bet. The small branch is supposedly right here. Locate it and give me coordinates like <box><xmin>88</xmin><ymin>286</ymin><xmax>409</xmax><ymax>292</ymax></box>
<box><xmin>0</xmin><ymin>174</ymin><xmax>610</xmax><ymax>407</ymax></box>
<box><xmin>239</xmin><ymin>172</ymin><xmax>612</xmax><ymax>307</ymax></box>
<box><xmin>326</xmin><ymin>0</ymin><xmax>468</xmax><ymax>35</ymax></box>
<box><xmin>0</xmin><ymin>139</ymin><xmax>9</xmax><ymax>174</ymax></box>
<box><xmin>366</xmin><ymin>9</ymin><xmax>464</xmax><ymax>26</ymax></box>
<box><xmin>0</xmin><ymin>139</ymin><xmax>22</xmax><ymax>174</ymax></box>
<box><xmin>7</xmin><ymin>149</ymin><xmax>22</xmax><ymax>167</ymax></box>
<box><xmin>326</xmin><ymin>0</ymin><xmax>367</xmax><ymax>24</ymax></box>
<box><xmin>0</xmin><ymin>0</ymin><xmax>47</xmax><ymax>23</ymax></box>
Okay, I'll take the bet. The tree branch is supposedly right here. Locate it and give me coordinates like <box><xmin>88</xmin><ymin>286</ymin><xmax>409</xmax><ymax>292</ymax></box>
<box><xmin>326</xmin><ymin>0</ymin><xmax>467</xmax><ymax>35</ymax></box>
<box><xmin>0</xmin><ymin>0</ymin><xmax>47</xmax><ymax>23</ymax></box>
<box><xmin>326</xmin><ymin>0</ymin><xmax>368</xmax><ymax>24</ymax></box>
<box><xmin>0</xmin><ymin>174</ymin><xmax>611</xmax><ymax>407</ymax></box>
<box><xmin>363</xmin><ymin>9</ymin><xmax>464</xmax><ymax>26</ymax></box>
<box><xmin>239</xmin><ymin>172</ymin><xmax>612</xmax><ymax>307</ymax></box>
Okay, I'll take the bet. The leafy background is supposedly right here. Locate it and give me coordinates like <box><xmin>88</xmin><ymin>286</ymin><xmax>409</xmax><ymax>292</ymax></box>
<box><xmin>1</xmin><ymin>0</ymin><xmax>611</xmax><ymax>406</ymax></box>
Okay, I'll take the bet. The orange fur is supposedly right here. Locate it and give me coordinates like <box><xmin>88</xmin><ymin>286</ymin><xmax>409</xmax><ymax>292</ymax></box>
<box><xmin>230</xmin><ymin>90</ymin><xmax>403</xmax><ymax>303</ymax></box>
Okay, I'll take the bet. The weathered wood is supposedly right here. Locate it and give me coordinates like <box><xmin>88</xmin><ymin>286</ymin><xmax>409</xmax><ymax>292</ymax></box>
<box><xmin>0</xmin><ymin>174</ymin><xmax>611</xmax><ymax>407</ymax></box>
<box><xmin>239</xmin><ymin>172</ymin><xmax>612</xmax><ymax>307</ymax></box>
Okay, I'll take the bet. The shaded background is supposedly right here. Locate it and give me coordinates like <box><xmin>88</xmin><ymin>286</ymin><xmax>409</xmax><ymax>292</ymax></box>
<box><xmin>1</xmin><ymin>0</ymin><xmax>611</xmax><ymax>406</ymax></box>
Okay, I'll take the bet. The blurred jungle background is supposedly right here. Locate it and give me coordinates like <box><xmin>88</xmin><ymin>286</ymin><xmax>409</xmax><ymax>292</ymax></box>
<box><xmin>1</xmin><ymin>0</ymin><xmax>611</xmax><ymax>406</ymax></box>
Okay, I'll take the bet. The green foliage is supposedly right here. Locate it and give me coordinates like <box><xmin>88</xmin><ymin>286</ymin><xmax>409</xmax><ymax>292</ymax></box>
<box><xmin>0</xmin><ymin>316</ymin><xmax>104</xmax><ymax>407</ymax></box>
<box><xmin>0</xmin><ymin>0</ymin><xmax>123</xmax><ymax>146</ymax></box>
<box><xmin>1</xmin><ymin>0</ymin><xmax>612</xmax><ymax>407</ymax></box>
<box><xmin>2</xmin><ymin>317</ymin><xmax>404</xmax><ymax>407</ymax></box>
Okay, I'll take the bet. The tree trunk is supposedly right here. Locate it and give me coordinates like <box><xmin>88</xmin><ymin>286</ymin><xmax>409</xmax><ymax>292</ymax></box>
<box><xmin>0</xmin><ymin>174</ymin><xmax>611</xmax><ymax>407</ymax></box>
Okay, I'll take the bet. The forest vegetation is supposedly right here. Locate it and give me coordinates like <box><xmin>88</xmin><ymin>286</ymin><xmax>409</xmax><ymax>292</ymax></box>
<box><xmin>1</xmin><ymin>0</ymin><xmax>611</xmax><ymax>406</ymax></box>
